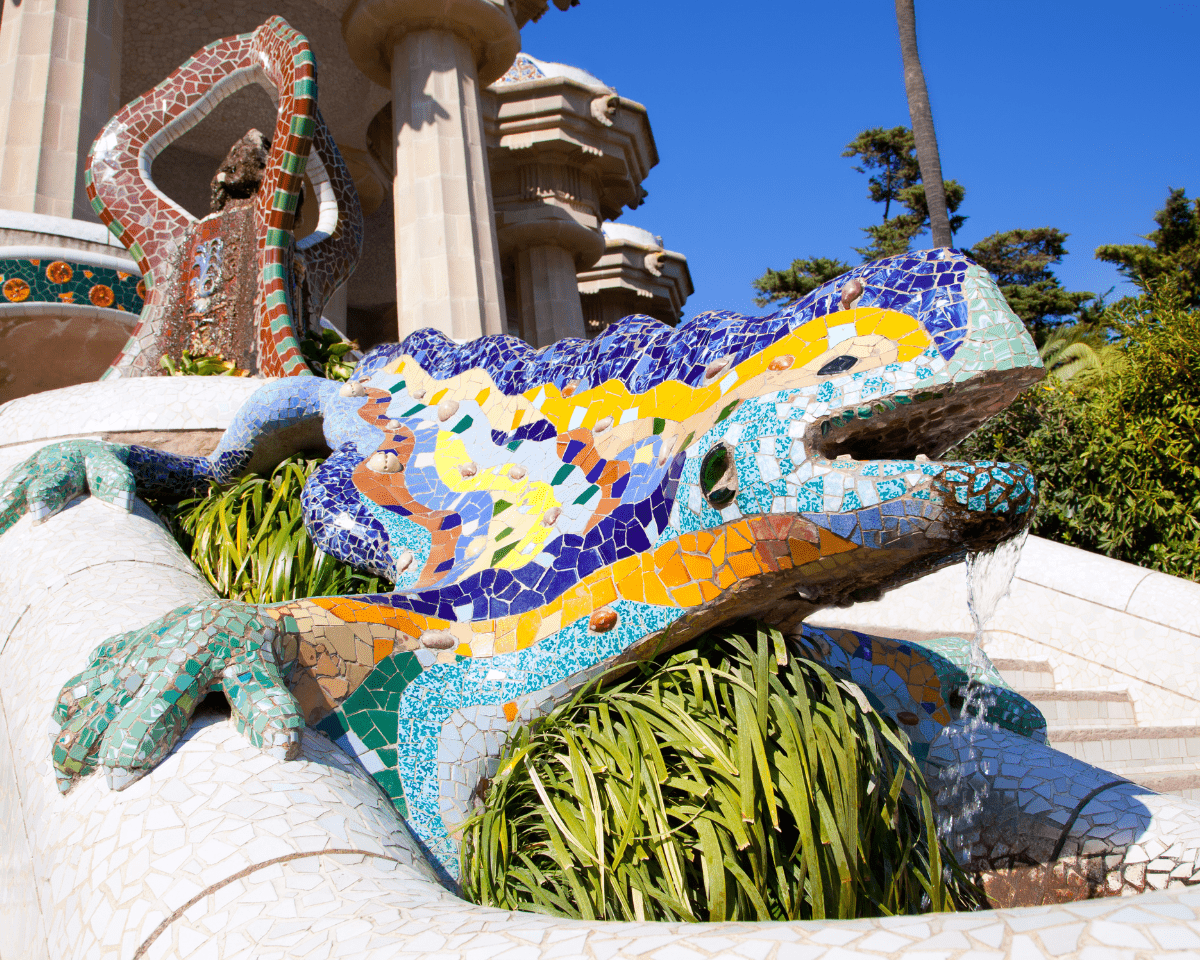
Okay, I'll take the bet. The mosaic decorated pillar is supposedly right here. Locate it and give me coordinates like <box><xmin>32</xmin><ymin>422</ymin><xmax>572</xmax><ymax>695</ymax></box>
<box><xmin>0</xmin><ymin>0</ymin><xmax>123</xmax><ymax>221</ymax></box>
<box><xmin>343</xmin><ymin>0</ymin><xmax>519</xmax><ymax>342</ymax></box>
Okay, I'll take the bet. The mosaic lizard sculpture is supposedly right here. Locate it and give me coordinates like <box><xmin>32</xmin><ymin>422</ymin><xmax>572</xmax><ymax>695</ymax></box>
<box><xmin>0</xmin><ymin>250</ymin><xmax>1046</xmax><ymax>877</ymax></box>
<box><xmin>89</xmin><ymin>16</ymin><xmax>362</xmax><ymax>379</ymax></box>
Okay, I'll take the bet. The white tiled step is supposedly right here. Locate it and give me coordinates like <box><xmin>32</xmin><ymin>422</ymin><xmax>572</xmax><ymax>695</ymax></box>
<box><xmin>991</xmin><ymin>652</ymin><xmax>1200</xmax><ymax>800</ymax></box>
<box><xmin>1054</xmin><ymin>764</ymin><xmax>1200</xmax><ymax>801</ymax></box>
<box><xmin>1050</xmin><ymin>725</ymin><xmax>1200</xmax><ymax>775</ymax></box>
<box><xmin>1023</xmin><ymin>690</ymin><xmax>1137</xmax><ymax>728</ymax></box>
<box><xmin>992</xmin><ymin>658</ymin><xmax>1055</xmax><ymax>692</ymax></box>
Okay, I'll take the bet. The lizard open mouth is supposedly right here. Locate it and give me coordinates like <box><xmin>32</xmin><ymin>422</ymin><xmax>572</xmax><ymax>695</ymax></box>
<box><xmin>809</xmin><ymin>365</ymin><xmax>1043</xmax><ymax>463</ymax></box>
<box><xmin>804</xmin><ymin>365</ymin><xmax>1042</xmax><ymax>559</ymax></box>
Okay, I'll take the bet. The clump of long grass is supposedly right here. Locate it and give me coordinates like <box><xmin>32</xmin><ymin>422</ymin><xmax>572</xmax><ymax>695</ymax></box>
<box><xmin>461</xmin><ymin>620</ymin><xmax>980</xmax><ymax>921</ymax></box>
<box><xmin>162</xmin><ymin>455</ymin><xmax>391</xmax><ymax>603</ymax></box>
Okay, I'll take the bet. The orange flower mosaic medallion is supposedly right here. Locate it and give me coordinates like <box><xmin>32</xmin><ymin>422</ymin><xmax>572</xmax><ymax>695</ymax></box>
<box><xmin>89</xmin><ymin>285</ymin><xmax>115</xmax><ymax>308</ymax></box>
<box><xmin>46</xmin><ymin>261</ymin><xmax>73</xmax><ymax>284</ymax></box>
<box><xmin>2</xmin><ymin>277</ymin><xmax>29</xmax><ymax>302</ymax></box>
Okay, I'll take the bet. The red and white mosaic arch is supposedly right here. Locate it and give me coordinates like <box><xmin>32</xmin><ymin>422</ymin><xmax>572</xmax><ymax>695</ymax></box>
<box><xmin>85</xmin><ymin>16</ymin><xmax>363</xmax><ymax>378</ymax></box>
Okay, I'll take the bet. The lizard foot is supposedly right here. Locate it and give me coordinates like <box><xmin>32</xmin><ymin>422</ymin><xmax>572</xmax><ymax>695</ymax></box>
<box><xmin>0</xmin><ymin>440</ymin><xmax>135</xmax><ymax>535</ymax></box>
<box><xmin>52</xmin><ymin>599</ymin><xmax>302</xmax><ymax>792</ymax></box>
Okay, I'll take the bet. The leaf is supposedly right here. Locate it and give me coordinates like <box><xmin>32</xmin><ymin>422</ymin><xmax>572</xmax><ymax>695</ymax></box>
<box><xmin>152</xmin><ymin>455</ymin><xmax>395</xmax><ymax>604</ymax></box>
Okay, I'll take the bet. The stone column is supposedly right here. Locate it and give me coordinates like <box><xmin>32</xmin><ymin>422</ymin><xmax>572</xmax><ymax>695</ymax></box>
<box><xmin>343</xmin><ymin>0</ymin><xmax>519</xmax><ymax>342</ymax></box>
<box><xmin>486</xmin><ymin>55</ymin><xmax>657</xmax><ymax>346</ymax></box>
<box><xmin>0</xmin><ymin>0</ymin><xmax>123</xmax><ymax>220</ymax></box>
<box><xmin>500</xmin><ymin>216</ymin><xmax>602</xmax><ymax>346</ymax></box>
<box><xmin>516</xmin><ymin>243</ymin><xmax>585</xmax><ymax>346</ymax></box>
<box><xmin>392</xmin><ymin>29</ymin><xmax>504</xmax><ymax>340</ymax></box>
<box><xmin>576</xmin><ymin>223</ymin><xmax>694</xmax><ymax>336</ymax></box>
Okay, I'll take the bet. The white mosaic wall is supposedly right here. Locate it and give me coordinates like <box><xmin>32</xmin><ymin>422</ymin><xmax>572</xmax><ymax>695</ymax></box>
<box><xmin>0</xmin><ymin>378</ymin><xmax>265</xmax><ymax>468</ymax></box>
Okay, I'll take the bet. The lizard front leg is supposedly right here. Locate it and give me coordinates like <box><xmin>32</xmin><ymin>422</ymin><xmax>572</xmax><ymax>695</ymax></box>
<box><xmin>0</xmin><ymin>376</ymin><xmax>336</xmax><ymax>538</ymax></box>
<box><xmin>53</xmin><ymin>599</ymin><xmax>303</xmax><ymax>791</ymax></box>
<box><xmin>50</xmin><ymin>594</ymin><xmax>427</xmax><ymax>793</ymax></box>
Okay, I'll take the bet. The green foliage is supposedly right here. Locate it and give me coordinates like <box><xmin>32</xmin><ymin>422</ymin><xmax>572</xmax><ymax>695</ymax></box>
<box><xmin>967</xmin><ymin>228</ymin><xmax>1097</xmax><ymax>339</ymax></box>
<box><xmin>461</xmin><ymin>621</ymin><xmax>980</xmax><ymax>922</ymax></box>
<box><xmin>1096</xmin><ymin>187</ymin><xmax>1200</xmax><ymax>307</ymax></box>
<box><xmin>843</xmin><ymin>127</ymin><xmax>921</xmax><ymax>222</ymax></box>
<box><xmin>1038</xmin><ymin>324</ymin><xmax>1122</xmax><ymax>383</ymax></box>
<box><xmin>753</xmin><ymin>130</ymin><xmax>1092</xmax><ymax>333</ymax></box>
<box><xmin>159</xmin><ymin>455</ymin><xmax>392</xmax><ymax>603</ymax></box>
<box><xmin>753</xmin><ymin>128</ymin><xmax>971</xmax><ymax>305</ymax></box>
<box><xmin>953</xmin><ymin>288</ymin><xmax>1199</xmax><ymax>581</ymax></box>
<box><xmin>155</xmin><ymin>330</ymin><xmax>360</xmax><ymax>380</ymax></box>
<box><xmin>159</xmin><ymin>351</ymin><xmax>248</xmax><ymax>377</ymax></box>
<box><xmin>301</xmin><ymin>326</ymin><xmax>360</xmax><ymax>381</ymax></box>
<box><xmin>843</xmin><ymin>127</ymin><xmax>966</xmax><ymax>261</ymax></box>
<box><xmin>855</xmin><ymin>179</ymin><xmax>966</xmax><ymax>260</ymax></box>
<box><xmin>752</xmin><ymin>256</ymin><xmax>852</xmax><ymax>308</ymax></box>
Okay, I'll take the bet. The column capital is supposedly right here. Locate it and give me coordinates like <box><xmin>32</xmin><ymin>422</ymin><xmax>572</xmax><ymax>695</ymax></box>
<box><xmin>342</xmin><ymin>0</ymin><xmax>520</xmax><ymax>89</ymax></box>
<box><xmin>497</xmin><ymin>211</ymin><xmax>604</xmax><ymax>268</ymax></box>
<box><xmin>577</xmin><ymin>223</ymin><xmax>694</xmax><ymax>333</ymax></box>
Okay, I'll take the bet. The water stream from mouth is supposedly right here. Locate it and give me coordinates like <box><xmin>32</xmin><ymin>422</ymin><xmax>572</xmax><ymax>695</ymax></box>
<box><xmin>935</xmin><ymin>529</ymin><xmax>1029</xmax><ymax>866</ymax></box>
<box><xmin>965</xmin><ymin>529</ymin><xmax>1029</xmax><ymax>673</ymax></box>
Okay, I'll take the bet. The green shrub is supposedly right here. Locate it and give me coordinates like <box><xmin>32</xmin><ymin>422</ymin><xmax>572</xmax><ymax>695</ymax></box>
<box><xmin>301</xmin><ymin>327</ymin><xmax>358</xmax><ymax>381</ymax></box>
<box><xmin>159</xmin><ymin>350</ymin><xmax>248</xmax><ymax>377</ymax></box>
<box><xmin>156</xmin><ymin>329</ymin><xmax>360</xmax><ymax>381</ymax></box>
<box><xmin>159</xmin><ymin>455</ymin><xmax>392</xmax><ymax>603</ymax></box>
<box><xmin>1080</xmin><ymin>291</ymin><xmax>1200</xmax><ymax>577</ymax></box>
<box><xmin>460</xmin><ymin>621</ymin><xmax>979</xmax><ymax>922</ymax></box>
<box><xmin>955</xmin><ymin>289</ymin><xmax>1199</xmax><ymax>581</ymax></box>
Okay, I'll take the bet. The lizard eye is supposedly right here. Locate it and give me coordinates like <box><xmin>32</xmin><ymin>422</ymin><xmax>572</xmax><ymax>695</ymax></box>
<box><xmin>700</xmin><ymin>442</ymin><xmax>738</xmax><ymax>508</ymax></box>
<box><xmin>818</xmin><ymin>354</ymin><xmax>858</xmax><ymax>376</ymax></box>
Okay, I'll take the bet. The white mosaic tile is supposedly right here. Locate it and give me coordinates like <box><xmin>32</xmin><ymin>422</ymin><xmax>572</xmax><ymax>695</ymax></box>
<box><xmin>0</xmin><ymin>377</ymin><xmax>265</xmax><ymax>446</ymax></box>
<box><xmin>816</xmin><ymin>536</ymin><xmax>1200</xmax><ymax>729</ymax></box>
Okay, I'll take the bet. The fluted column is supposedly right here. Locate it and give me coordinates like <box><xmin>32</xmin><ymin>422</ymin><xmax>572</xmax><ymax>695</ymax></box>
<box><xmin>516</xmin><ymin>243</ymin><xmax>585</xmax><ymax>346</ymax></box>
<box><xmin>392</xmin><ymin>30</ymin><xmax>504</xmax><ymax>340</ymax></box>
<box><xmin>343</xmin><ymin>0</ymin><xmax>518</xmax><ymax>342</ymax></box>
<box><xmin>499</xmin><ymin>215</ymin><xmax>602</xmax><ymax>346</ymax></box>
<box><xmin>0</xmin><ymin>0</ymin><xmax>123</xmax><ymax>220</ymax></box>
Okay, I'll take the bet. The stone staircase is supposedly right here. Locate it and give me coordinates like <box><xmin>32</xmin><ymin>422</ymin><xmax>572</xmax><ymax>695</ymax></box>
<box><xmin>994</xmin><ymin>658</ymin><xmax>1200</xmax><ymax>801</ymax></box>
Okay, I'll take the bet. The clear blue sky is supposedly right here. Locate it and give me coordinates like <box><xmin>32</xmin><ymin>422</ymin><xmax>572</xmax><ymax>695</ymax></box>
<box><xmin>523</xmin><ymin>1</ymin><xmax>1199</xmax><ymax>318</ymax></box>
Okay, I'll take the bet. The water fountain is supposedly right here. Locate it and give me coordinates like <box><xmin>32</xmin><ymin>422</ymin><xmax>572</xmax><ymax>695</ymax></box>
<box><xmin>935</xmin><ymin>530</ymin><xmax>1031</xmax><ymax>864</ymax></box>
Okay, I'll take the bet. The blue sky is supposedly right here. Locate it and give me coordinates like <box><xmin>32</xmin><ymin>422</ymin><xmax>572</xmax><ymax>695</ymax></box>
<box><xmin>523</xmin><ymin>1</ymin><xmax>1199</xmax><ymax>318</ymax></box>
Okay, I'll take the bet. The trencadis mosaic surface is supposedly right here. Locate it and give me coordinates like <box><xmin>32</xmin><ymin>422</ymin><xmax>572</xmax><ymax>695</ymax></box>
<box><xmin>87</xmin><ymin>16</ymin><xmax>362</xmax><ymax>379</ymax></box>
<box><xmin>0</xmin><ymin>248</ymin><xmax>1048</xmax><ymax>876</ymax></box>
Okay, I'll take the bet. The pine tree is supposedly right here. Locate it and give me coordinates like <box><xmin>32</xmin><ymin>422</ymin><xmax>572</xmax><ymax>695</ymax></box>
<box><xmin>967</xmin><ymin>228</ymin><xmax>1096</xmax><ymax>338</ymax></box>
<box><xmin>1095</xmin><ymin>188</ymin><xmax>1200</xmax><ymax>307</ymax></box>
